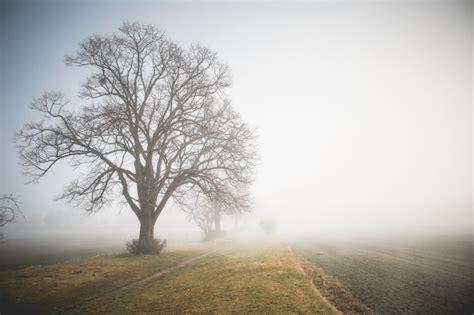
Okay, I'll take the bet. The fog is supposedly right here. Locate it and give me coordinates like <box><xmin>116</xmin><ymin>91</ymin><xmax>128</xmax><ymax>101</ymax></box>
<box><xmin>0</xmin><ymin>0</ymin><xmax>472</xmax><ymax>249</ymax></box>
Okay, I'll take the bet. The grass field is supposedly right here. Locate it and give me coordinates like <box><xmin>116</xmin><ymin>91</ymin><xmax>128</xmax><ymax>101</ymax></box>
<box><xmin>1</xmin><ymin>237</ymin><xmax>472</xmax><ymax>314</ymax></box>
<box><xmin>295</xmin><ymin>235</ymin><xmax>474</xmax><ymax>314</ymax></box>
<box><xmin>73</xmin><ymin>246</ymin><xmax>342</xmax><ymax>314</ymax></box>
<box><xmin>0</xmin><ymin>243</ymin><xmax>351</xmax><ymax>314</ymax></box>
<box><xmin>0</xmin><ymin>243</ymin><xmax>214</xmax><ymax>314</ymax></box>
<box><xmin>0</xmin><ymin>239</ymin><xmax>125</xmax><ymax>271</ymax></box>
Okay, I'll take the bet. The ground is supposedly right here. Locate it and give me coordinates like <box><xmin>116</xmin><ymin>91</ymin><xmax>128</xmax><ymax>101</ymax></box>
<box><xmin>0</xmin><ymin>243</ymin><xmax>212</xmax><ymax>314</ymax></box>
<box><xmin>0</xmin><ymin>237</ymin><xmax>473</xmax><ymax>314</ymax></box>
<box><xmin>295</xmin><ymin>235</ymin><xmax>474</xmax><ymax>314</ymax></box>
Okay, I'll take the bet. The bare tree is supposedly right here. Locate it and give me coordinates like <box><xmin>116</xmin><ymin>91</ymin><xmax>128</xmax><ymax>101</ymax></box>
<box><xmin>16</xmin><ymin>22</ymin><xmax>257</xmax><ymax>254</ymax></box>
<box><xmin>190</xmin><ymin>203</ymin><xmax>215</xmax><ymax>241</ymax></box>
<box><xmin>0</xmin><ymin>195</ymin><xmax>23</xmax><ymax>242</ymax></box>
<box><xmin>189</xmin><ymin>188</ymin><xmax>250</xmax><ymax>240</ymax></box>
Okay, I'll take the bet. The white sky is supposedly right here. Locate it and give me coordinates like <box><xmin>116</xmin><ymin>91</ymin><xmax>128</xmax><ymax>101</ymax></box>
<box><xmin>1</xmin><ymin>0</ymin><xmax>472</xmax><ymax>242</ymax></box>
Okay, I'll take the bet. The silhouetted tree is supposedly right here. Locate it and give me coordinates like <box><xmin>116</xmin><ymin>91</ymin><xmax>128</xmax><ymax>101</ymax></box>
<box><xmin>190</xmin><ymin>189</ymin><xmax>250</xmax><ymax>241</ymax></box>
<box><xmin>17</xmin><ymin>22</ymin><xmax>257</xmax><ymax>254</ymax></box>
<box><xmin>190</xmin><ymin>203</ymin><xmax>215</xmax><ymax>241</ymax></box>
<box><xmin>0</xmin><ymin>194</ymin><xmax>23</xmax><ymax>243</ymax></box>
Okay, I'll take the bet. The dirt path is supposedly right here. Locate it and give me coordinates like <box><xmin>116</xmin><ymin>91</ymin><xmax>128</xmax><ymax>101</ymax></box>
<box><xmin>62</xmin><ymin>248</ymin><xmax>222</xmax><ymax>314</ymax></box>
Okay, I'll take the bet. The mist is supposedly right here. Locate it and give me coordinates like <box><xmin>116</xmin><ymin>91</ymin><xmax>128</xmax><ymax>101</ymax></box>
<box><xmin>1</xmin><ymin>0</ymin><xmax>472</xmax><ymax>247</ymax></box>
<box><xmin>1</xmin><ymin>1</ymin><xmax>473</xmax><ymax>314</ymax></box>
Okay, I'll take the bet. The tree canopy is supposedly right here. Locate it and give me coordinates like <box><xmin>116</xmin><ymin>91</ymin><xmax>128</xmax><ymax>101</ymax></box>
<box><xmin>17</xmin><ymin>22</ymin><xmax>257</xmax><ymax>252</ymax></box>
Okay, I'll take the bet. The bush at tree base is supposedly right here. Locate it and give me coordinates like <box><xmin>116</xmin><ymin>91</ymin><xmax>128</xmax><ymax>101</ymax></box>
<box><xmin>126</xmin><ymin>239</ymin><xmax>167</xmax><ymax>255</ymax></box>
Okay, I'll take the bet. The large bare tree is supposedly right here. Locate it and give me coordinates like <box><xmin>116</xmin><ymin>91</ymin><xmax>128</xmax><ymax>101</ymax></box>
<box><xmin>16</xmin><ymin>22</ymin><xmax>257</xmax><ymax>253</ymax></box>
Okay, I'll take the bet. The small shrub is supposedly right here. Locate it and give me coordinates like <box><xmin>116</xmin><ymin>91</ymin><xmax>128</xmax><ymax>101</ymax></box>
<box><xmin>126</xmin><ymin>238</ymin><xmax>167</xmax><ymax>255</ymax></box>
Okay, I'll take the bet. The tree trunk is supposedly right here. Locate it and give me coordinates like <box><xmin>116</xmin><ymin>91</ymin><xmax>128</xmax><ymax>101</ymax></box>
<box><xmin>138</xmin><ymin>214</ymin><xmax>155</xmax><ymax>254</ymax></box>
<box><xmin>203</xmin><ymin>229</ymin><xmax>211</xmax><ymax>241</ymax></box>
<box><xmin>214</xmin><ymin>211</ymin><xmax>221</xmax><ymax>233</ymax></box>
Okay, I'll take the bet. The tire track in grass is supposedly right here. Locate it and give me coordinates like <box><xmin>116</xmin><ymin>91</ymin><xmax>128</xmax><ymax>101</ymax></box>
<box><xmin>62</xmin><ymin>248</ymin><xmax>222</xmax><ymax>314</ymax></box>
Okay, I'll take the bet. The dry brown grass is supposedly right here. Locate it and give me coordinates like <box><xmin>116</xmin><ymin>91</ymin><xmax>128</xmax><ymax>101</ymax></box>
<box><xmin>2</xmin><ymin>243</ymin><xmax>372</xmax><ymax>314</ymax></box>
<box><xmin>0</xmin><ymin>243</ymin><xmax>212</xmax><ymax>313</ymax></box>
<box><xmin>78</xmin><ymin>246</ymin><xmax>340</xmax><ymax>314</ymax></box>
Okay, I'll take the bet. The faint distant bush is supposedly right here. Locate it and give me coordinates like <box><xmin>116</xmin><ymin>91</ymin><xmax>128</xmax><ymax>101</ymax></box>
<box><xmin>126</xmin><ymin>238</ymin><xmax>167</xmax><ymax>255</ymax></box>
<box><xmin>259</xmin><ymin>219</ymin><xmax>277</xmax><ymax>235</ymax></box>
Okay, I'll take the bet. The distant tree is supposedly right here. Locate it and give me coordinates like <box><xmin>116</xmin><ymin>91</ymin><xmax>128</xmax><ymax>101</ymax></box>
<box><xmin>16</xmin><ymin>22</ymin><xmax>257</xmax><ymax>254</ymax></box>
<box><xmin>190</xmin><ymin>189</ymin><xmax>250</xmax><ymax>241</ymax></box>
<box><xmin>0</xmin><ymin>194</ymin><xmax>24</xmax><ymax>243</ymax></box>
<box><xmin>190</xmin><ymin>202</ymin><xmax>215</xmax><ymax>241</ymax></box>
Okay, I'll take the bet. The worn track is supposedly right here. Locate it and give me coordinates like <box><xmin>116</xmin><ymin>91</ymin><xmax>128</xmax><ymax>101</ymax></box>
<box><xmin>62</xmin><ymin>248</ymin><xmax>222</xmax><ymax>314</ymax></box>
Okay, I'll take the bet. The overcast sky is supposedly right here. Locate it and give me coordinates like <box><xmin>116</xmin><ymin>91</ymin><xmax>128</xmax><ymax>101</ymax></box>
<box><xmin>0</xmin><ymin>0</ymin><xmax>472</xmax><ymax>242</ymax></box>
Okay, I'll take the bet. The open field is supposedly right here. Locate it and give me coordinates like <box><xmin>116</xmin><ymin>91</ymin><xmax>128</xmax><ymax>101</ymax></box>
<box><xmin>0</xmin><ymin>240</ymin><xmax>123</xmax><ymax>271</ymax></box>
<box><xmin>1</xmin><ymin>237</ymin><xmax>472</xmax><ymax>314</ymax></box>
<box><xmin>0</xmin><ymin>243</ymin><xmax>369</xmax><ymax>314</ymax></box>
<box><xmin>73</xmin><ymin>246</ymin><xmax>341</xmax><ymax>314</ymax></box>
<box><xmin>295</xmin><ymin>234</ymin><xmax>474</xmax><ymax>314</ymax></box>
<box><xmin>0</xmin><ymin>243</ymin><xmax>215</xmax><ymax>314</ymax></box>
